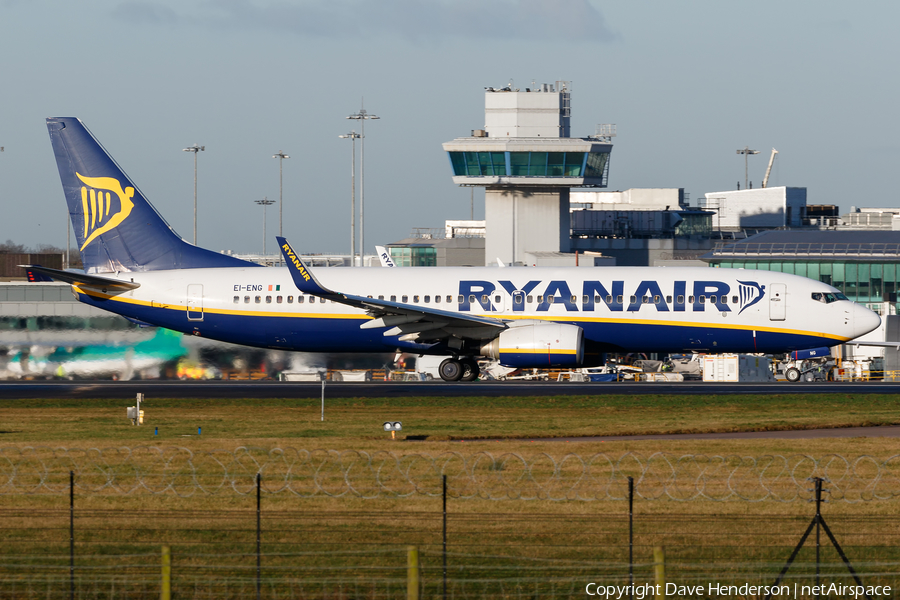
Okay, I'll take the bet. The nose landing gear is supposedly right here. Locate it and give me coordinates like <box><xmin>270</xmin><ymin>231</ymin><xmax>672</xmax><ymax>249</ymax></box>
<box><xmin>438</xmin><ymin>357</ymin><xmax>480</xmax><ymax>382</ymax></box>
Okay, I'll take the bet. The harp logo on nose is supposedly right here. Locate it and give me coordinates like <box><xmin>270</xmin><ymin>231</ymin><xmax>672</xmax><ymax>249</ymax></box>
<box><xmin>76</xmin><ymin>173</ymin><xmax>135</xmax><ymax>250</ymax></box>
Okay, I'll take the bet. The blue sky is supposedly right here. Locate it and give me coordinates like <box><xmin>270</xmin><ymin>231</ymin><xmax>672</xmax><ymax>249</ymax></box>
<box><xmin>1</xmin><ymin>0</ymin><xmax>898</xmax><ymax>255</ymax></box>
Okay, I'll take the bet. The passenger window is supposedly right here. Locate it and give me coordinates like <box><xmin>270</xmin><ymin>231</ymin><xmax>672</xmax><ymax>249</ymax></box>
<box><xmin>446</xmin><ymin>296</ymin><xmax>452</xmax><ymax>303</ymax></box>
<box><xmin>391</xmin><ymin>295</ymin><xmax>397</xmax><ymax>302</ymax></box>
<box><xmin>481</xmin><ymin>294</ymin><xmax>489</xmax><ymax>304</ymax></box>
<box><xmin>289</xmin><ymin>296</ymin><xmax>295</xmax><ymax>303</ymax></box>
<box><xmin>642</xmin><ymin>296</ymin><xmax>650</xmax><ymax>304</ymax></box>
<box><xmin>548</xmin><ymin>296</ymin><xmax>555</xmax><ymax>304</ymax></box>
<box><xmin>732</xmin><ymin>296</ymin><xmax>738</xmax><ymax>304</ymax></box>
<box><xmin>699</xmin><ymin>296</ymin><xmax>706</xmax><ymax>304</ymax></box>
<box><xmin>378</xmin><ymin>295</ymin><xmax>384</xmax><ymax>300</ymax></box>
<box><xmin>630</xmin><ymin>296</ymin><xmax>637</xmax><ymax>304</ymax></box>
<box><xmin>654</xmin><ymin>295</ymin><xmax>661</xmax><ymax>304</ymax></box>
<box><xmin>616</xmin><ymin>295</ymin><xmax>623</xmax><ymax>304</ymax></box>
<box><xmin>435</xmin><ymin>295</ymin><xmax>441</xmax><ymax>303</ymax></box>
<box><xmin>244</xmin><ymin>296</ymin><xmax>250</xmax><ymax>303</ymax></box>
<box><xmin>583</xmin><ymin>295</ymin><xmax>589</xmax><ymax>304</ymax></box>
<box><xmin>402</xmin><ymin>295</ymin><xmax>408</xmax><ymax>302</ymax></box>
<box><xmin>233</xmin><ymin>296</ymin><xmax>239</xmax><ymax>303</ymax></box>
<box><xmin>494</xmin><ymin>295</ymin><xmax>501</xmax><ymax>303</ymax></box>
<box><xmin>424</xmin><ymin>295</ymin><xmax>430</xmax><ymax>303</ymax></box>
<box><xmin>458</xmin><ymin>295</ymin><xmax>464</xmax><ymax>303</ymax></box>
<box><xmin>666</xmin><ymin>295</ymin><xmax>672</xmax><ymax>303</ymax></box>
<box><xmin>266</xmin><ymin>296</ymin><xmax>272</xmax><ymax>304</ymax></box>
<box><xmin>276</xmin><ymin>296</ymin><xmax>283</xmax><ymax>304</ymax></box>
<box><xmin>677</xmin><ymin>295</ymin><xmax>685</xmax><ymax>304</ymax></box>
<box><xmin>527</xmin><ymin>295</ymin><xmax>533</xmax><ymax>303</ymax></box>
<box><xmin>537</xmin><ymin>295</ymin><xmax>543</xmax><ymax>303</ymax></box>
<box><xmin>688</xmin><ymin>295</ymin><xmax>695</xmax><ymax>303</ymax></box>
<box><xmin>605</xmin><ymin>295</ymin><xmax>612</xmax><ymax>303</ymax></box>
<box><xmin>514</xmin><ymin>295</ymin><xmax>523</xmax><ymax>305</ymax></box>
<box><xmin>255</xmin><ymin>296</ymin><xmax>261</xmax><ymax>303</ymax></box>
<box><xmin>413</xmin><ymin>295</ymin><xmax>420</xmax><ymax>303</ymax></box>
<box><xmin>469</xmin><ymin>295</ymin><xmax>476</xmax><ymax>304</ymax></box>
<box><xmin>571</xmin><ymin>295</ymin><xmax>578</xmax><ymax>304</ymax></box>
<box><xmin>709</xmin><ymin>296</ymin><xmax>717</xmax><ymax>304</ymax></box>
<box><xmin>320</xmin><ymin>297</ymin><xmax>326</xmax><ymax>303</ymax></box>
<box><xmin>720</xmin><ymin>296</ymin><xmax>727</xmax><ymax>304</ymax></box>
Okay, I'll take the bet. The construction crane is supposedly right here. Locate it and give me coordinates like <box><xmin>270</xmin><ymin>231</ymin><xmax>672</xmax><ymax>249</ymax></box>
<box><xmin>762</xmin><ymin>148</ymin><xmax>778</xmax><ymax>188</ymax></box>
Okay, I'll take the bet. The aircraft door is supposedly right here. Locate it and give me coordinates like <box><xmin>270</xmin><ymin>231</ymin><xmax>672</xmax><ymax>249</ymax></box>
<box><xmin>511</xmin><ymin>290</ymin><xmax>526</xmax><ymax>312</ymax></box>
<box><xmin>769</xmin><ymin>283</ymin><xmax>786</xmax><ymax>321</ymax></box>
<box><xmin>187</xmin><ymin>284</ymin><xmax>204</xmax><ymax>321</ymax></box>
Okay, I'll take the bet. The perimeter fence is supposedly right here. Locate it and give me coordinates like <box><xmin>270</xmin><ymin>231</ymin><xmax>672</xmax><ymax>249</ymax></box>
<box><xmin>1</xmin><ymin>448</ymin><xmax>900</xmax><ymax>599</ymax></box>
<box><xmin>2</xmin><ymin>447</ymin><xmax>900</xmax><ymax>502</ymax></box>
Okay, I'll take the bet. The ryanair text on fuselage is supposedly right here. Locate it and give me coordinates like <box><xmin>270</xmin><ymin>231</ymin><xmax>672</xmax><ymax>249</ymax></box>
<box><xmin>458</xmin><ymin>279</ymin><xmax>766</xmax><ymax>314</ymax></box>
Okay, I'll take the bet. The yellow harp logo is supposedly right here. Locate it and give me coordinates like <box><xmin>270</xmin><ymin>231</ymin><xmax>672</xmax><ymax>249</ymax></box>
<box><xmin>76</xmin><ymin>173</ymin><xmax>135</xmax><ymax>251</ymax></box>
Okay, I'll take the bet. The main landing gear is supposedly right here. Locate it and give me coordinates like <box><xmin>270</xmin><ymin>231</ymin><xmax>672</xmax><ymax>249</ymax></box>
<box><xmin>438</xmin><ymin>357</ymin><xmax>480</xmax><ymax>382</ymax></box>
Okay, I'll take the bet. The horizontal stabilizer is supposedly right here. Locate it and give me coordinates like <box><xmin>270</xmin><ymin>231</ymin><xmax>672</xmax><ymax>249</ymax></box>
<box><xmin>20</xmin><ymin>265</ymin><xmax>140</xmax><ymax>291</ymax></box>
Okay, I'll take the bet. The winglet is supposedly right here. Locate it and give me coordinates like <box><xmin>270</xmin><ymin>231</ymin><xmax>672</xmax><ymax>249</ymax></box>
<box><xmin>376</xmin><ymin>246</ymin><xmax>396</xmax><ymax>268</ymax></box>
<box><xmin>277</xmin><ymin>237</ymin><xmax>335</xmax><ymax>296</ymax></box>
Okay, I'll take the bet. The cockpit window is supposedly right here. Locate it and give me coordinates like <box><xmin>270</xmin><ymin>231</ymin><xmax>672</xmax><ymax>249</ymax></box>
<box><xmin>813</xmin><ymin>292</ymin><xmax>848</xmax><ymax>304</ymax></box>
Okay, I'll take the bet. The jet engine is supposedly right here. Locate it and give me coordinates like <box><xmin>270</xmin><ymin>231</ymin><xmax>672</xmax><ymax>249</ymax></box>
<box><xmin>480</xmin><ymin>321</ymin><xmax>584</xmax><ymax>368</ymax></box>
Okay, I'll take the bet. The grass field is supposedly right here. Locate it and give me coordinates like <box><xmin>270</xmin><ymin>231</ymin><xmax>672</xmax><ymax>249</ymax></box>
<box><xmin>1</xmin><ymin>392</ymin><xmax>899</xmax><ymax>598</ymax></box>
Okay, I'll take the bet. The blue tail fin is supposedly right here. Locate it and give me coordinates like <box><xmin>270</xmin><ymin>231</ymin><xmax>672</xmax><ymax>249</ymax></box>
<box><xmin>47</xmin><ymin>117</ymin><xmax>258</xmax><ymax>273</ymax></box>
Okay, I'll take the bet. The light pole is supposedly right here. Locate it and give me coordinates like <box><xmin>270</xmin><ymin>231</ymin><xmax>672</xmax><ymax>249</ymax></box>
<box><xmin>272</xmin><ymin>151</ymin><xmax>290</xmax><ymax>238</ymax></box>
<box><xmin>255</xmin><ymin>198</ymin><xmax>275</xmax><ymax>255</ymax></box>
<box><xmin>347</xmin><ymin>104</ymin><xmax>379</xmax><ymax>266</ymax></box>
<box><xmin>736</xmin><ymin>146</ymin><xmax>759</xmax><ymax>190</ymax></box>
<box><xmin>339</xmin><ymin>131</ymin><xmax>360</xmax><ymax>266</ymax></box>
<box><xmin>183</xmin><ymin>144</ymin><xmax>205</xmax><ymax>244</ymax></box>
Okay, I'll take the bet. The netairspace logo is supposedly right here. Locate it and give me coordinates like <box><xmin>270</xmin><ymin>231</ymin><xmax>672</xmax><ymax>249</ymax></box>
<box><xmin>584</xmin><ymin>582</ymin><xmax>892</xmax><ymax>598</ymax></box>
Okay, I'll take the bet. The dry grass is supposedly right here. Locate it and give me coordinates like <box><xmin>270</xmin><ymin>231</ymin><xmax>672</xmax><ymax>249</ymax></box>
<box><xmin>1</xmin><ymin>392</ymin><xmax>899</xmax><ymax>597</ymax></box>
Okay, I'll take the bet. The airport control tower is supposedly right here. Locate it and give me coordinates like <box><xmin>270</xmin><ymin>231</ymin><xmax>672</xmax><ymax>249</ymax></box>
<box><xmin>443</xmin><ymin>81</ymin><xmax>613</xmax><ymax>265</ymax></box>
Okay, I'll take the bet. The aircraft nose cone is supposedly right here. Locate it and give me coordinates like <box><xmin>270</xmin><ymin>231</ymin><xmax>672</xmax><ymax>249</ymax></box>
<box><xmin>852</xmin><ymin>303</ymin><xmax>881</xmax><ymax>339</ymax></box>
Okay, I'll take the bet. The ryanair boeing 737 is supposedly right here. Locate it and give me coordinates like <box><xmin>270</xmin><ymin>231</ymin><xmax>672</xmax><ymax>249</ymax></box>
<box><xmin>29</xmin><ymin>117</ymin><xmax>881</xmax><ymax>381</ymax></box>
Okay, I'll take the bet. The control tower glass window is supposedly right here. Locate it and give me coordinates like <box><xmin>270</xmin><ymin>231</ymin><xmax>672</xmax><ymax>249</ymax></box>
<box><xmin>585</xmin><ymin>152</ymin><xmax>609</xmax><ymax>177</ymax></box>
<box><xmin>448</xmin><ymin>151</ymin><xmax>594</xmax><ymax>178</ymax></box>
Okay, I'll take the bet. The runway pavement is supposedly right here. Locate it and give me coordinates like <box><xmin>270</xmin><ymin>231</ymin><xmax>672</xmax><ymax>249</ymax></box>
<box><xmin>2</xmin><ymin>379</ymin><xmax>900</xmax><ymax>399</ymax></box>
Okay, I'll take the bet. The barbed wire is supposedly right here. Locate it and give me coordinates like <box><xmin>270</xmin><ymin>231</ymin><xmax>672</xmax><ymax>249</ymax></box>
<box><xmin>0</xmin><ymin>447</ymin><xmax>898</xmax><ymax>502</ymax></box>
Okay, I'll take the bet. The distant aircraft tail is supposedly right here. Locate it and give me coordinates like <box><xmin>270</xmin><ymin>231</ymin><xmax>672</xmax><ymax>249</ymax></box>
<box><xmin>46</xmin><ymin>117</ymin><xmax>257</xmax><ymax>273</ymax></box>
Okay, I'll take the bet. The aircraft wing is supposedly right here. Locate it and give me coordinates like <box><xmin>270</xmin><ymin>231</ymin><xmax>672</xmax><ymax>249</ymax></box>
<box><xmin>278</xmin><ymin>237</ymin><xmax>506</xmax><ymax>342</ymax></box>
<box><xmin>20</xmin><ymin>265</ymin><xmax>140</xmax><ymax>291</ymax></box>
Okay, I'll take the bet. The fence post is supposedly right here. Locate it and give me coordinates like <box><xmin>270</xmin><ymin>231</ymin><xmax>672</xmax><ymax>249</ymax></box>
<box><xmin>653</xmin><ymin>546</ymin><xmax>665</xmax><ymax>600</ymax></box>
<box><xmin>407</xmin><ymin>546</ymin><xmax>420</xmax><ymax>600</ymax></box>
<box><xmin>70</xmin><ymin>470</ymin><xmax>74</xmax><ymax>600</ymax></box>
<box><xmin>160</xmin><ymin>546</ymin><xmax>171</xmax><ymax>600</ymax></box>
<box><xmin>628</xmin><ymin>476</ymin><xmax>634</xmax><ymax>600</ymax></box>
<box><xmin>257</xmin><ymin>472</ymin><xmax>261</xmax><ymax>600</ymax></box>
<box><xmin>442</xmin><ymin>474</ymin><xmax>447</xmax><ymax>600</ymax></box>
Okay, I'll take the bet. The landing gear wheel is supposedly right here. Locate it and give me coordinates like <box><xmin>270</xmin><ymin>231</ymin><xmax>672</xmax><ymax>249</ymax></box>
<box><xmin>460</xmin><ymin>358</ymin><xmax>479</xmax><ymax>382</ymax></box>
<box><xmin>439</xmin><ymin>358</ymin><xmax>463</xmax><ymax>382</ymax></box>
<box><xmin>785</xmin><ymin>367</ymin><xmax>801</xmax><ymax>383</ymax></box>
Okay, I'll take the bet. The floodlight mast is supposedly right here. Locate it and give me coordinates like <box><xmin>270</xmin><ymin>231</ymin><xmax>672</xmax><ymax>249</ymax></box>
<box><xmin>272</xmin><ymin>151</ymin><xmax>290</xmax><ymax>238</ymax></box>
<box><xmin>339</xmin><ymin>131</ymin><xmax>361</xmax><ymax>265</ymax></box>
<box><xmin>347</xmin><ymin>102</ymin><xmax>379</xmax><ymax>266</ymax></box>
<box><xmin>254</xmin><ymin>198</ymin><xmax>275</xmax><ymax>255</ymax></box>
<box><xmin>736</xmin><ymin>146</ymin><xmax>759</xmax><ymax>190</ymax></box>
<box><xmin>183</xmin><ymin>144</ymin><xmax>205</xmax><ymax>244</ymax></box>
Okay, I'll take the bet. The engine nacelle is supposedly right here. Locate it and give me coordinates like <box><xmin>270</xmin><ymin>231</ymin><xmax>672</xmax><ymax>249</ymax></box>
<box><xmin>480</xmin><ymin>322</ymin><xmax>584</xmax><ymax>368</ymax></box>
